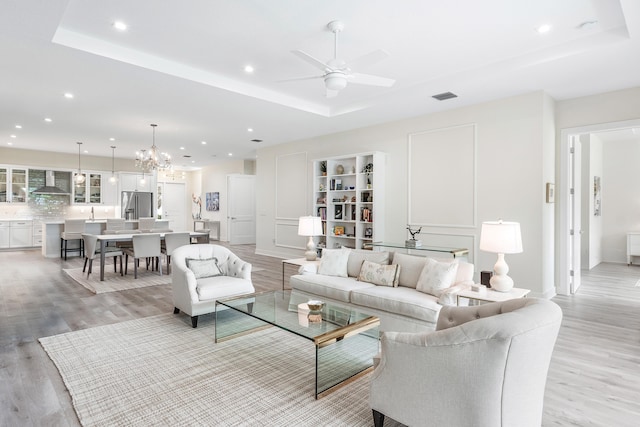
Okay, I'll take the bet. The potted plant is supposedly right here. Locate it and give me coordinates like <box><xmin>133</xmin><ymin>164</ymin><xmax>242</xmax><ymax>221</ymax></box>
<box><xmin>320</xmin><ymin>161</ymin><xmax>327</xmax><ymax>176</ymax></box>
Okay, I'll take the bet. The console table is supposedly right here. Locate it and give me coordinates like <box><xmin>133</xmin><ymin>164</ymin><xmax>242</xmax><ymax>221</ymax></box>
<box><xmin>193</xmin><ymin>219</ymin><xmax>220</xmax><ymax>241</ymax></box>
<box><xmin>364</xmin><ymin>242</ymin><xmax>468</xmax><ymax>258</ymax></box>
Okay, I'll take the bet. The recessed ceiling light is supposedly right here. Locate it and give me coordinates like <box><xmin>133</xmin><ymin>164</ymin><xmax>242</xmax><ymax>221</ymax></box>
<box><xmin>15</xmin><ymin>124</ymin><xmax>22</xmax><ymax>129</ymax></box>
<box><xmin>64</xmin><ymin>93</ymin><xmax>74</xmax><ymax>99</ymax></box>
<box><xmin>228</xmin><ymin>153</ymin><xmax>233</xmax><ymax>157</ymax></box>
<box><xmin>84</xmin><ymin>150</ymin><xmax>88</xmax><ymax>154</ymax></box>
<box><xmin>7</xmin><ymin>142</ymin><xmax>13</xmax><ymax>146</ymax></box>
<box><xmin>180</xmin><ymin>146</ymin><xmax>185</xmax><ymax>150</ymax></box>
<box><xmin>536</xmin><ymin>24</ymin><xmax>552</xmax><ymax>34</ymax></box>
<box><xmin>109</xmin><ymin>137</ymin><xmax>115</xmax><ymax>141</ymax></box>
<box><xmin>10</xmin><ymin>134</ymin><xmax>16</xmax><ymax>138</ymax></box>
<box><xmin>113</xmin><ymin>21</ymin><xmax>127</xmax><ymax>31</ymax></box>
<box><xmin>201</xmin><ymin>141</ymin><xmax>207</xmax><ymax>145</ymax></box>
<box><xmin>44</xmin><ymin>117</ymin><xmax>52</xmax><ymax>122</ymax></box>
<box><xmin>244</xmin><ymin>65</ymin><xmax>254</xmax><ymax>73</ymax></box>
<box><xmin>247</xmin><ymin>128</ymin><xmax>253</xmax><ymax>132</ymax></box>
<box><xmin>191</xmin><ymin>160</ymin><xmax>195</xmax><ymax>163</ymax></box>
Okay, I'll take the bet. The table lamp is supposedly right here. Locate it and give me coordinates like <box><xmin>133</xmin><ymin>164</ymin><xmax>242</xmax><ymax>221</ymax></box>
<box><xmin>298</xmin><ymin>216</ymin><xmax>323</xmax><ymax>261</ymax></box>
<box><xmin>479</xmin><ymin>220</ymin><xmax>523</xmax><ymax>292</ymax></box>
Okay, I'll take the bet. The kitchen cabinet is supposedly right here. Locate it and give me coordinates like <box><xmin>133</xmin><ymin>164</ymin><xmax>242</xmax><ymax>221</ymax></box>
<box><xmin>0</xmin><ymin>167</ymin><xmax>28</xmax><ymax>203</ymax></box>
<box><xmin>73</xmin><ymin>172</ymin><xmax>103</xmax><ymax>204</ymax></box>
<box><xmin>0</xmin><ymin>220</ymin><xmax>33</xmax><ymax>248</ymax></box>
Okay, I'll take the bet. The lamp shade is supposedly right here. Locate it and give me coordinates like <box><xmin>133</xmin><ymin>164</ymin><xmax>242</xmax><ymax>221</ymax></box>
<box><xmin>479</xmin><ymin>221</ymin><xmax>523</xmax><ymax>254</ymax></box>
<box><xmin>298</xmin><ymin>216</ymin><xmax>323</xmax><ymax>236</ymax></box>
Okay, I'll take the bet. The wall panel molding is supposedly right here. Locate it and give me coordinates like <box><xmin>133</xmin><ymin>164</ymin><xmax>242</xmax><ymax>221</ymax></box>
<box><xmin>275</xmin><ymin>151</ymin><xmax>308</xmax><ymax>220</ymax></box>
<box><xmin>408</xmin><ymin>123</ymin><xmax>477</xmax><ymax>228</ymax></box>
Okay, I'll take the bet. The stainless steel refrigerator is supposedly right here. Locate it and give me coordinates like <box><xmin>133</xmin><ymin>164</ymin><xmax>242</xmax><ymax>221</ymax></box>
<box><xmin>121</xmin><ymin>191</ymin><xmax>153</xmax><ymax>220</ymax></box>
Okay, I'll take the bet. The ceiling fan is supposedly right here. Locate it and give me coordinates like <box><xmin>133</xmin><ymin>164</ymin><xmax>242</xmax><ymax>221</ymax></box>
<box><xmin>282</xmin><ymin>20</ymin><xmax>395</xmax><ymax>98</ymax></box>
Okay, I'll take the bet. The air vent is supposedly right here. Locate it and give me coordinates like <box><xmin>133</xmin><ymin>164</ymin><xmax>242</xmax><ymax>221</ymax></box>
<box><xmin>432</xmin><ymin>92</ymin><xmax>458</xmax><ymax>101</ymax></box>
<box><xmin>183</xmin><ymin>155</ymin><xmax>191</xmax><ymax>158</ymax></box>
<box><xmin>251</xmin><ymin>139</ymin><xmax>263</xmax><ymax>143</ymax></box>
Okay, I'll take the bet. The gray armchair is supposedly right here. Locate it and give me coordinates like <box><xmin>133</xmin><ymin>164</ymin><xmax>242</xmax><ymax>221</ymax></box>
<box><xmin>370</xmin><ymin>298</ymin><xmax>562</xmax><ymax>427</ymax></box>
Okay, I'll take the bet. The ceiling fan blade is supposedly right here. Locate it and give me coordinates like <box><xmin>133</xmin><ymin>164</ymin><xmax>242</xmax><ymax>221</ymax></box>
<box><xmin>349</xmin><ymin>72</ymin><xmax>395</xmax><ymax>87</ymax></box>
<box><xmin>291</xmin><ymin>50</ymin><xmax>331</xmax><ymax>72</ymax></box>
<box><xmin>348</xmin><ymin>49</ymin><xmax>390</xmax><ymax>70</ymax></box>
<box><xmin>277</xmin><ymin>75</ymin><xmax>324</xmax><ymax>83</ymax></box>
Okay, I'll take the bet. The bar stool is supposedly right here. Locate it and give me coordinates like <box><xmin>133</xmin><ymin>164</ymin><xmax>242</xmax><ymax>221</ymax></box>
<box><xmin>138</xmin><ymin>217</ymin><xmax>156</xmax><ymax>232</ymax></box>
<box><xmin>60</xmin><ymin>219</ymin><xmax>86</xmax><ymax>260</ymax></box>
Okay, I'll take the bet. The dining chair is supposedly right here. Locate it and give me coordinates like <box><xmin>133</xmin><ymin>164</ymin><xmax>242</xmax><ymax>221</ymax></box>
<box><xmin>60</xmin><ymin>219</ymin><xmax>86</xmax><ymax>260</ymax></box>
<box><xmin>162</xmin><ymin>232</ymin><xmax>191</xmax><ymax>274</ymax></box>
<box><xmin>82</xmin><ymin>233</ymin><xmax>123</xmax><ymax>278</ymax></box>
<box><xmin>123</xmin><ymin>233</ymin><xmax>162</xmax><ymax>279</ymax></box>
<box><xmin>138</xmin><ymin>217</ymin><xmax>156</xmax><ymax>232</ymax></box>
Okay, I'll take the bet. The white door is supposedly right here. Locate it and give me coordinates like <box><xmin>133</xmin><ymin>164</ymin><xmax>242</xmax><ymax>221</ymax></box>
<box><xmin>569</xmin><ymin>136</ymin><xmax>582</xmax><ymax>294</ymax></box>
<box><xmin>160</xmin><ymin>182</ymin><xmax>187</xmax><ymax>231</ymax></box>
<box><xmin>227</xmin><ymin>175</ymin><xmax>256</xmax><ymax>245</ymax></box>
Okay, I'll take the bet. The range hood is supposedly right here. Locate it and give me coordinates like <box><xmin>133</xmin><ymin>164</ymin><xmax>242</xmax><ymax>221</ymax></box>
<box><xmin>32</xmin><ymin>171</ymin><xmax>70</xmax><ymax>195</ymax></box>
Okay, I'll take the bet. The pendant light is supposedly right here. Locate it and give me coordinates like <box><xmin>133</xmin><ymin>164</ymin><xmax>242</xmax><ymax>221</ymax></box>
<box><xmin>74</xmin><ymin>142</ymin><xmax>86</xmax><ymax>184</ymax></box>
<box><xmin>109</xmin><ymin>145</ymin><xmax>117</xmax><ymax>184</ymax></box>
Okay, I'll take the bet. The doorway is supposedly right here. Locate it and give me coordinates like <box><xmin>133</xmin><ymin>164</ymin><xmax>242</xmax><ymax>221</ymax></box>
<box><xmin>559</xmin><ymin>118</ymin><xmax>640</xmax><ymax>295</ymax></box>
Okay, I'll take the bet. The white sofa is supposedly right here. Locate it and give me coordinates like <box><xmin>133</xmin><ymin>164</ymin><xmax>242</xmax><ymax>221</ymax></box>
<box><xmin>171</xmin><ymin>244</ymin><xmax>255</xmax><ymax>328</ymax></box>
<box><xmin>289</xmin><ymin>249</ymin><xmax>475</xmax><ymax>332</ymax></box>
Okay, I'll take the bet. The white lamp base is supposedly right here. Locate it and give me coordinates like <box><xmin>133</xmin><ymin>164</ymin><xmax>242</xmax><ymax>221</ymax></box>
<box><xmin>305</xmin><ymin>236</ymin><xmax>317</xmax><ymax>261</ymax></box>
<box><xmin>490</xmin><ymin>253</ymin><xmax>514</xmax><ymax>292</ymax></box>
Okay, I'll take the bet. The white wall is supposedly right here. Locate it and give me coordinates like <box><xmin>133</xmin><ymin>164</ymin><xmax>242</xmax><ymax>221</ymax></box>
<box><xmin>199</xmin><ymin>160</ymin><xmax>246</xmax><ymax>241</ymax></box>
<box><xmin>256</xmin><ymin>91</ymin><xmax>556</xmax><ymax>298</ymax></box>
<box><xmin>580</xmin><ymin>134</ymin><xmax>604</xmax><ymax>269</ymax></box>
<box><xmin>602</xmin><ymin>137</ymin><xmax>640</xmax><ymax>263</ymax></box>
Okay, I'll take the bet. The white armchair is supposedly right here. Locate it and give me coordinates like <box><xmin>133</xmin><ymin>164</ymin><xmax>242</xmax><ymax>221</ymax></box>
<box><xmin>171</xmin><ymin>244</ymin><xmax>255</xmax><ymax>328</ymax></box>
<box><xmin>370</xmin><ymin>298</ymin><xmax>562</xmax><ymax>427</ymax></box>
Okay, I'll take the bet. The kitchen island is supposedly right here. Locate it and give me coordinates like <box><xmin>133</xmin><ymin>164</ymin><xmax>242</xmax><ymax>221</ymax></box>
<box><xmin>41</xmin><ymin>219</ymin><xmax>170</xmax><ymax>258</ymax></box>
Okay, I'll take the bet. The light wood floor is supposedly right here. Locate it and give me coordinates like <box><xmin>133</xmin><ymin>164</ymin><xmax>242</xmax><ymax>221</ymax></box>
<box><xmin>1</xmin><ymin>245</ymin><xmax>639</xmax><ymax>426</ymax></box>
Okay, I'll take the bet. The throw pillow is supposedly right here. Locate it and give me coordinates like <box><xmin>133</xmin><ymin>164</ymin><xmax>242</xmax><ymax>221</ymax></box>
<box><xmin>317</xmin><ymin>248</ymin><xmax>351</xmax><ymax>277</ymax></box>
<box><xmin>416</xmin><ymin>258</ymin><xmax>459</xmax><ymax>297</ymax></box>
<box><xmin>357</xmin><ymin>260</ymin><xmax>400</xmax><ymax>287</ymax></box>
<box><xmin>186</xmin><ymin>257</ymin><xmax>222</xmax><ymax>279</ymax></box>
<box><xmin>346</xmin><ymin>250</ymin><xmax>390</xmax><ymax>277</ymax></box>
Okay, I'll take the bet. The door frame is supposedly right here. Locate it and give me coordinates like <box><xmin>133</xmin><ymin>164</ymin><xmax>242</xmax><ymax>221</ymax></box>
<box><xmin>559</xmin><ymin>118</ymin><xmax>640</xmax><ymax>295</ymax></box>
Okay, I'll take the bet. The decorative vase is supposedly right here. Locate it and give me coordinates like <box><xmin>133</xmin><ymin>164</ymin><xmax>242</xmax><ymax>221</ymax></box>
<box><xmin>336</xmin><ymin>164</ymin><xmax>344</xmax><ymax>174</ymax></box>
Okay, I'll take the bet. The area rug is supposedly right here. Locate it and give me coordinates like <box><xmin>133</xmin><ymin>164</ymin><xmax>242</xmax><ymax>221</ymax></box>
<box><xmin>63</xmin><ymin>267</ymin><xmax>171</xmax><ymax>294</ymax></box>
<box><xmin>39</xmin><ymin>314</ymin><xmax>400</xmax><ymax>426</ymax></box>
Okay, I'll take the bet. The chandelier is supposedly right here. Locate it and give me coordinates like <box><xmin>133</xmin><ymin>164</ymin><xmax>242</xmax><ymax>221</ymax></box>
<box><xmin>136</xmin><ymin>123</ymin><xmax>171</xmax><ymax>172</ymax></box>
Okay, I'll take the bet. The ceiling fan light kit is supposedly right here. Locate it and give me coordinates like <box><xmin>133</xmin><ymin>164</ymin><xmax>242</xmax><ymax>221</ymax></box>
<box><xmin>284</xmin><ymin>20</ymin><xmax>395</xmax><ymax>97</ymax></box>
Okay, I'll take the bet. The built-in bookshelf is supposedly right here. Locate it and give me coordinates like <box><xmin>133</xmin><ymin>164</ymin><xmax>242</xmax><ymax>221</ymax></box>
<box><xmin>313</xmin><ymin>152</ymin><xmax>385</xmax><ymax>251</ymax></box>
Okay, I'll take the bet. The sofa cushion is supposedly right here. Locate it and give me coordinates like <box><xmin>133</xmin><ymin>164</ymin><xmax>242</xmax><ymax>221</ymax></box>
<box><xmin>318</xmin><ymin>248</ymin><xmax>351</xmax><ymax>277</ymax></box>
<box><xmin>347</xmin><ymin>250</ymin><xmax>390</xmax><ymax>277</ymax></box>
<box><xmin>416</xmin><ymin>258</ymin><xmax>459</xmax><ymax>297</ymax></box>
<box><xmin>196</xmin><ymin>276</ymin><xmax>254</xmax><ymax>301</ymax></box>
<box><xmin>392</xmin><ymin>253</ymin><xmax>427</xmax><ymax>288</ymax></box>
<box><xmin>290</xmin><ymin>274</ymin><xmax>375</xmax><ymax>303</ymax></box>
<box><xmin>186</xmin><ymin>257</ymin><xmax>222</xmax><ymax>279</ymax></box>
<box><xmin>357</xmin><ymin>261</ymin><xmax>400</xmax><ymax>287</ymax></box>
<box><xmin>350</xmin><ymin>286</ymin><xmax>442</xmax><ymax>323</ymax></box>
<box><xmin>392</xmin><ymin>253</ymin><xmax>474</xmax><ymax>288</ymax></box>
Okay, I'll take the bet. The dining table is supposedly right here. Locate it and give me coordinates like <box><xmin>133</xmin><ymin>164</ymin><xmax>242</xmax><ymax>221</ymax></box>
<box><xmin>96</xmin><ymin>231</ymin><xmax>209</xmax><ymax>281</ymax></box>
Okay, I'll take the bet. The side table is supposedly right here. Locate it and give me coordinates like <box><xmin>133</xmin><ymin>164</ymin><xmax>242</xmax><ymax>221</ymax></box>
<box><xmin>456</xmin><ymin>286</ymin><xmax>531</xmax><ymax>306</ymax></box>
<box><xmin>282</xmin><ymin>258</ymin><xmax>320</xmax><ymax>290</ymax></box>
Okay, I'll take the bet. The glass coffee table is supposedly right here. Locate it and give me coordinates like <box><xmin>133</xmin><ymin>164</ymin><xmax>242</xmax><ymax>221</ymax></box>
<box><xmin>215</xmin><ymin>290</ymin><xmax>380</xmax><ymax>399</ymax></box>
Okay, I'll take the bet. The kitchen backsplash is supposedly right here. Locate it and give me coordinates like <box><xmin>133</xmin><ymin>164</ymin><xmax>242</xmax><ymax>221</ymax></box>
<box><xmin>1</xmin><ymin>195</ymin><xmax>117</xmax><ymax>220</ymax></box>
